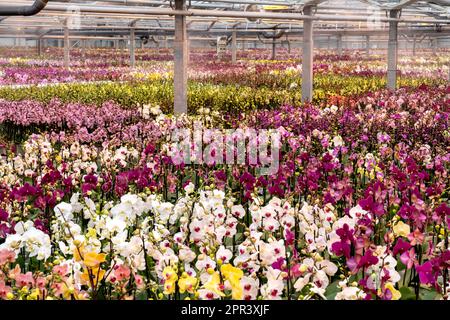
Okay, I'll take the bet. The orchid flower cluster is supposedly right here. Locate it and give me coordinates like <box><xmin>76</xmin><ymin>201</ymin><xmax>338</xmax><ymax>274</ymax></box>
<box><xmin>0</xmin><ymin>49</ymin><xmax>448</xmax><ymax>300</ymax></box>
<box><xmin>0</xmin><ymin>185</ymin><xmax>393</xmax><ymax>300</ymax></box>
<box><xmin>0</xmin><ymin>49</ymin><xmax>447</xmax><ymax>86</ymax></box>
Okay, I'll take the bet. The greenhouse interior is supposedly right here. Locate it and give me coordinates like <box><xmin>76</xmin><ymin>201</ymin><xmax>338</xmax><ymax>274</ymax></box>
<box><xmin>0</xmin><ymin>0</ymin><xmax>448</xmax><ymax>302</ymax></box>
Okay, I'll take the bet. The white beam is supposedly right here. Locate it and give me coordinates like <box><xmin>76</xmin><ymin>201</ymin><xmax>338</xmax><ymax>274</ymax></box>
<box><xmin>366</xmin><ymin>35</ymin><xmax>370</xmax><ymax>55</ymax></box>
<box><xmin>387</xmin><ymin>10</ymin><xmax>399</xmax><ymax>90</ymax></box>
<box><xmin>174</xmin><ymin>0</ymin><xmax>188</xmax><ymax>114</ymax></box>
<box><xmin>64</xmin><ymin>19</ymin><xmax>69</xmax><ymax>68</ymax></box>
<box><xmin>231</xmin><ymin>30</ymin><xmax>237</xmax><ymax>63</ymax></box>
<box><xmin>130</xmin><ymin>25</ymin><xmax>136</xmax><ymax>68</ymax></box>
<box><xmin>302</xmin><ymin>5</ymin><xmax>314</xmax><ymax>103</ymax></box>
<box><xmin>337</xmin><ymin>34</ymin><xmax>342</xmax><ymax>55</ymax></box>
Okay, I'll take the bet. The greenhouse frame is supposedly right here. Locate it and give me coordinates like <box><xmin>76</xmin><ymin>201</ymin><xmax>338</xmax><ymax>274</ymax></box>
<box><xmin>0</xmin><ymin>0</ymin><xmax>448</xmax><ymax>304</ymax></box>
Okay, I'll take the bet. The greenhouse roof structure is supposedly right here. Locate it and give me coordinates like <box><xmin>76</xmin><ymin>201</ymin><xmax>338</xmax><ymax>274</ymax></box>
<box><xmin>0</xmin><ymin>1</ymin><xmax>449</xmax><ymax>39</ymax></box>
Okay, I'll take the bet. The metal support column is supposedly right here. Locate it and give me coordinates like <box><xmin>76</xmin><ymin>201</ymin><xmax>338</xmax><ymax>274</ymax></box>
<box><xmin>130</xmin><ymin>25</ymin><xmax>136</xmax><ymax>68</ymax></box>
<box><xmin>231</xmin><ymin>30</ymin><xmax>237</xmax><ymax>63</ymax></box>
<box><xmin>271</xmin><ymin>37</ymin><xmax>276</xmax><ymax>60</ymax></box>
<box><xmin>387</xmin><ymin>10</ymin><xmax>399</xmax><ymax>91</ymax></box>
<box><xmin>187</xmin><ymin>38</ymin><xmax>191</xmax><ymax>63</ymax></box>
<box><xmin>174</xmin><ymin>0</ymin><xmax>188</xmax><ymax>114</ymax></box>
<box><xmin>286</xmin><ymin>35</ymin><xmax>291</xmax><ymax>54</ymax></box>
<box><xmin>37</xmin><ymin>37</ymin><xmax>43</xmax><ymax>56</ymax></box>
<box><xmin>64</xmin><ymin>20</ymin><xmax>70</xmax><ymax>68</ymax></box>
<box><xmin>448</xmin><ymin>63</ymin><xmax>450</xmax><ymax>82</ymax></box>
<box><xmin>366</xmin><ymin>35</ymin><xmax>370</xmax><ymax>55</ymax></box>
<box><xmin>337</xmin><ymin>34</ymin><xmax>342</xmax><ymax>55</ymax></box>
<box><xmin>302</xmin><ymin>6</ymin><xmax>314</xmax><ymax>103</ymax></box>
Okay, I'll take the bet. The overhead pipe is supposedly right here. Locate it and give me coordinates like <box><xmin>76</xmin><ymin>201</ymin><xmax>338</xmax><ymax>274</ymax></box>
<box><xmin>42</xmin><ymin>4</ymin><xmax>450</xmax><ymax>24</ymax></box>
<box><xmin>9</xmin><ymin>25</ymin><xmax>449</xmax><ymax>35</ymax></box>
<box><xmin>256</xmin><ymin>33</ymin><xmax>266</xmax><ymax>43</ymax></box>
<box><xmin>10</xmin><ymin>24</ymin><xmax>450</xmax><ymax>39</ymax></box>
<box><xmin>259</xmin><ymin>29</ymin><xmax>285</xmax><ymax>39</ymax></box>
<box><xmin>282</xmin><ymin>34</ymin><xmax>291</xmax><ymax>53</ymax></box>
<box><xmin>243</xmin><ymin>4</ymin><xmax>261</xmax><ymax>23</ymax></box>
<box><xmin>0</xmin><ymin>0</ymin><xmax>49</xmax><ymax>16</ymax></box>
<box><xmin>6</xmin><ymin>34</ymin><xmax>450</xmax><ymax>46</ymax></box>
<box><xmin>259</xmin><ymin>29</ymin><xmax>285</xmax><ymax>60</ymax></box>
<box><xmin>199</xmin><ymin>0</ymin><xmax>289</xmax><ymax>5</ymax></box>
<box><xmin>150</xmin><ymin>35</ymin><xmax>159</xmax><ymax>44</ymax></box>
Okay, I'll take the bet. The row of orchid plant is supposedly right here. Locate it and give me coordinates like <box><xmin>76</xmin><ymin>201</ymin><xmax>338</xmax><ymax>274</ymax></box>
<box><xmin>0</xmin><ymin>49</ymin><xmax>448</xmax><ymax>86</ymax></box>
<box><xmin>0</xmin><ymin>79</ymin><xmax>448</xmax><ymax>299</ymax></box>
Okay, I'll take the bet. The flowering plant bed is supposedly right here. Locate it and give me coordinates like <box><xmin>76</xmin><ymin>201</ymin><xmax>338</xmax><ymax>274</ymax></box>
<box><xmin>0</xmin><ymin>71</ymin><xmax>448</xmax><ymax>299</ymax></box>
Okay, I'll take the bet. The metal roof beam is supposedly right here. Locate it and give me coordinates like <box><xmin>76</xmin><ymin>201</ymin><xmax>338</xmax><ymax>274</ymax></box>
<box><xmin>386</xmin><ymin>0</ymin><xmax>419</xmax><ymax>10</ymax></box>
<box><xmin>40</xmin><ymin>3</ymin><xmax>450</xmax><ymax>24</ymax></box>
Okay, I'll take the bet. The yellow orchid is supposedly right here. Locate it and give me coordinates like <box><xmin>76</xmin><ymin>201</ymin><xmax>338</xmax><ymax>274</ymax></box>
<box><xmin>81</xmin><ymin>267</ymin><xmax>106</xmax><ymax>287</ymax></box>
<box><xmin>26</xmin><ymin>288</ymin><xmax>40</xmax><ymax>300</ymax></box>
<box><xmin>55</xmin><ymin>154</ymin><xmax>62</xmax><ymax>164</ymax></box>
<box><xmin>204</xmin><ymin>271</ymin><xmax>225</xmax><ymax>297</ymax></box>
<box><xmin>162</xmin><ymin>266</ymin><xmax>178</xmax><ymax>295</ymax></box>
<box><xmin>74</xmin><ymin>250</ymin><xmax>107</xmax><ymax>291</ymax></box>
<box><xmin>393</xmin><ymin>221</ymin><xmax>411</xmax><ymax>238</ymax></box>
<box><xmin>72</xmin><ymin>243</ymin><xmax>85</xmax><ymax>262</ymax></box>
<box><xmin>178</xmin><ymin>273</ymin><xmax>198</xmax><ymax>294</ymax></box>
<box><xmin>220</xmin><ymin>264</ymin><xmax>243</xmax><ymax>300</ymax></box>
<box><xmin>86</xmin><ymin>228</ymin><xmax>97</xmax><ymax>239</ymax></box>
<box><xmin>59</xmin><ymin>281</ymin><xmax>76</xmax><ymax>300</ymax></box>
<box><xmin>384</xmin><ymin>283</ymin><xmax>401</xmax><ymax>300</ymax></box>
<box><xmin>83</xmin><ymin>252</ymin><xmax>107</xmax><ymax>268</ymax></box>
<box><xmin>221</xmin><ymin>264</ymin><xmax>243</xmax><ymax>285</ymax></box>
<box><xmin>163</xmin><ymin>281</ymin><xmax>176</xmax><ymax>295</ymax></box>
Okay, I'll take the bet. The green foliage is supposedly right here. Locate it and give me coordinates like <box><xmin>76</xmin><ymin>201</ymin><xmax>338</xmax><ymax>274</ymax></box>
<box><xmin>0</xmin><ymin>75</ymin><xmax>443</xmax><ymax>114</ymax></box>
<box><xmin>419</xmin><ymin>288</ymin><xmax>440</xmax><ymax>300</ymax></box>
<box><xmin>399</xmin><ymin>287</ymin><xmax>416</xmax><ymax>300</ymax></box>
<box><xmin>324</xmin><ymin>280</ymin><xmax>341</xmax><ymax>300</ymax></box>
